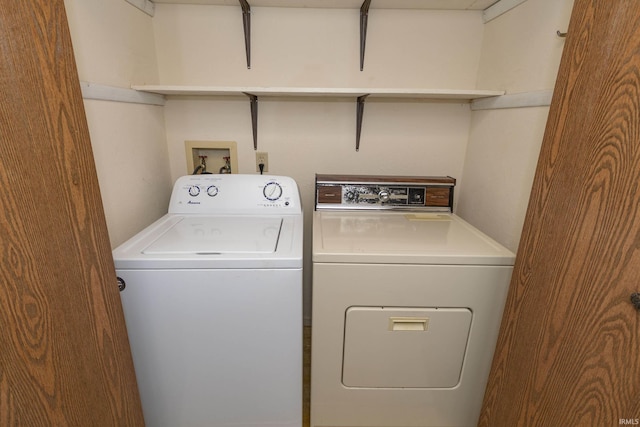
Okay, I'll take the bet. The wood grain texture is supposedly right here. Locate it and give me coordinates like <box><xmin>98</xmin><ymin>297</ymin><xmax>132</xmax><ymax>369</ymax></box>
<box><xmin>0</xmin><ymin>1</ymin><xmax>145</xmax><ymax>425</ymax></box>
<box><xmin>479</xmin><ymin>1</ymin><xmax>640</xmax><ymax>426</ymax></box>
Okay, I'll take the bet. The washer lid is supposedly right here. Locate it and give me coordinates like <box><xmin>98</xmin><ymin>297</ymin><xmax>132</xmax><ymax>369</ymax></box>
<box><xmin>142</xmin><ymin>216</ymin><xmax>283</xmax><ymax>255</ymax></box>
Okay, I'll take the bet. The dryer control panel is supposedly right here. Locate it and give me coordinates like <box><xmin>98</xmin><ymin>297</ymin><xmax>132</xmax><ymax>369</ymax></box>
<box><xmin>315</xmin><ymin>174</ymin><xmax>455</xmax><ymax>212</ymax></box>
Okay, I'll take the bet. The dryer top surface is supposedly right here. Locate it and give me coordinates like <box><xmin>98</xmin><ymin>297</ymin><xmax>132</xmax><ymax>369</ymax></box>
<box><xmin>313</xmin><ymin>211</ymin><xmax>514</xmax><ymax>265</ymax></box>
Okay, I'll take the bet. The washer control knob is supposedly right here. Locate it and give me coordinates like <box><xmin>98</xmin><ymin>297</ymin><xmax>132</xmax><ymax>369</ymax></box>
<box><xmin>378</xmin><ymin>190</ymin><xmax>390</xmax><ymax>203</ymax></box>
<box><xmin>188</xmin><ymin>185</ymin><xmax>200</xmax><ymax>197</ymax></box>
<box><xmin>263</xmin><ymin>182</ymin><xmax>283</xmax><ymax>201</ymax></box>
<box><xmin>206</xmin><ymin>185</ymin><xmax>219</xmax><ymax>197</ymax></box>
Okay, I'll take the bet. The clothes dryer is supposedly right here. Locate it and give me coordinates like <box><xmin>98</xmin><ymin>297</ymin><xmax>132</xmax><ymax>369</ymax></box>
<box><xmin>311</xmin><ymin>174</ymin><xmax>514</xmax><ymax>427</ymax></box>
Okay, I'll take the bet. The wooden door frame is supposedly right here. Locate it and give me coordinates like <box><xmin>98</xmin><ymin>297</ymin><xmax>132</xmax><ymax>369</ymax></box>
<box><xmin>0</xmin><ymin>1</ymin><xmax>144</xmax><ymax>425</ymax></box>
<box><xmin>480</xmin><ymin>1</ymin><xmax>640</xmax><ymax>425</ymax></box>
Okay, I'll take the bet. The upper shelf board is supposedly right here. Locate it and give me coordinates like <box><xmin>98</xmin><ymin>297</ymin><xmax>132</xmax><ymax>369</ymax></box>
<box><xmin>132</xmin><ymin>85</ymin><xmax>505</xmax><ymax>100</ymax></box>
<box><xmin>150</xmin><ymin>0</ymin><xmax>500</xmax><ymax>10</ymax></box>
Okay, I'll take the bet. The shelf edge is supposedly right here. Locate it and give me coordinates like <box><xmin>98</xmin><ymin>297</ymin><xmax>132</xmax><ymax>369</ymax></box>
<box><xmin>131</xmin><ymin>85</ymin><xmax>505</xmax><ymax>100</ymax></box>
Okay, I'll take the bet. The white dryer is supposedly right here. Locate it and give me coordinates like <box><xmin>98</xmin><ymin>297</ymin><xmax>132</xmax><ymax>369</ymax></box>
<box><xmin>113</xmin><ymin>174</ymin><xmax>303</xmax><ymax>427</ymax></box>
<box><xmin>311</xmin><ymin>174</ymin><xmax>514</xmax><ymax>427</ymax></box>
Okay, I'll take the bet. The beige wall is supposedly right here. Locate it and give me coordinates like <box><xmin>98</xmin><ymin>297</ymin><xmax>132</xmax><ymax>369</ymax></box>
<box><xmin>64</xmin><ymin>0</ymin><xmax>172</xmax><ymax>247</ymax></box>
<box><xmin>152</xmin><ymin>5</ymin><xmax>484</xmax><ymax>88</ymax></box>
<box><xmin>83</xmin><ymin>101</ymin><xmax>171</xmax><ymax>246</ymax></box>
<box><xmin>476</xmin><ymin>0</ymin><xmax>571</xmax><ymax>93</ymax></box>
<box><xmin>457</xmin><ymin>0</ymin><xmax>575</xmax><ymax>252</ymax></box>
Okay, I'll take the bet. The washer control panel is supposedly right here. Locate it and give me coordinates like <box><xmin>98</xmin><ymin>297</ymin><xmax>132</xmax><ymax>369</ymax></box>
<box><xmin>169</xmin><ymin>174</ymin><xmax>301</xmax><ymax>214</ymax></box>
<box><xmin>315</xmin><ymin>174</ymin><xmax>455</xmax><ymax>212</ymax></box>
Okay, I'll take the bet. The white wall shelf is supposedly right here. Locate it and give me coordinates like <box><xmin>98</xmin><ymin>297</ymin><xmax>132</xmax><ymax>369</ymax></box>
<box><xmin>132</xmin><ymin>85</ymin><xmax>504</xmax><ymax>100</ymax></box>
<box><xmin>132</xmin><ymin>85</ymin><xmax>505</xmax><ymax>150</ymax></box>
<box><xmin>149</xmin><ymin>0</ymin><xmax>499</xmax><ymax>10</ymax></box>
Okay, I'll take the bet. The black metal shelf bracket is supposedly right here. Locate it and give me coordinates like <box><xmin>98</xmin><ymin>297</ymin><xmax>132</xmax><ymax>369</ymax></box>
<box><xmin>360</xmin><ymin>0</ymin><xmax>371</xmax><ymax>71</ymax></box>
<box><xmin>244</xmin><ymin>93</ymin><xmax>258</xmax><ymax>150</ymax></box>
<box><xmin>356</xmin><ymin>94</ymin><xmax>369</xmax><ymax>151</ymax></box>
<box><xmin>239</xmin><ymin>0</ymin><xmax>251</xmax><ymax>69</ymax></box>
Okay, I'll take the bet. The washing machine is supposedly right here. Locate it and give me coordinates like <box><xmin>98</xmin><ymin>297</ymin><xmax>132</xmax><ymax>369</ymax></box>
<box><xmin>311</xmin><ymin>174</ymin><xmax>515</xmax><ymax>427</ymax></box>
<box><xmin>113</xmin><ymin>174</ymin><xmax>303</xmax><ymax>427</ymax></box>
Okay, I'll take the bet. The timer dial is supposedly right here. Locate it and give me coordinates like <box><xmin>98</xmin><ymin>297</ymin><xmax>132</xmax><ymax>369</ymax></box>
<box><xmin>263</xmin><ymin>182</ymin><xmax>283</xmax><ymax>201</ymax></box>
<box><xmin>206</xmin><ymin>185</ymin><xmax>219</xmax><ymax>197</ymax></box>
<box><xmin>188</xmin><ymin>186</ymin><xmax>200</xmax><ymax>197</ymax></box>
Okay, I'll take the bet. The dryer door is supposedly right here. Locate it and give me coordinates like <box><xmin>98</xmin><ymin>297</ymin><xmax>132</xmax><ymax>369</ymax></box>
<box><xmin>342</xmin><ymin>306</ymin><xmax>472</xmax><ymax>388</ymax></box>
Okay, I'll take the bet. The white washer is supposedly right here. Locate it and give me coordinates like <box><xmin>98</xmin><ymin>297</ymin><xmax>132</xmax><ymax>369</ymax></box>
<box><xmin>113</xmin><ymin>174</ymin><xmax>303</xmax><ymax>427</ymax></box>
<box><xmin>311</xmin><ymin>174</ymin><xmax>515</xmax><ymax>427</ymax></box>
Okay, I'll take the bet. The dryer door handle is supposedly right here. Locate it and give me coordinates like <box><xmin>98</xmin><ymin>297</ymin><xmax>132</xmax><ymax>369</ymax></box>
<box><xmin>388</xmin><ymin>317</ymin><xmax>429</xmax><ymax>331</ymax></box>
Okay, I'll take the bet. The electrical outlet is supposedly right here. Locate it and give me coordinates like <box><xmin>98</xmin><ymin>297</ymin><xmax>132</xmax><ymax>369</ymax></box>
<box><xmin>256</xmin><ymin>151</ymin><xmax>269</xmax><ymax>173</ymax></box>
